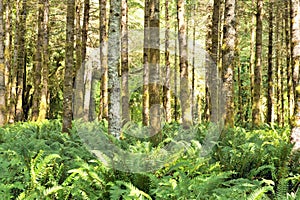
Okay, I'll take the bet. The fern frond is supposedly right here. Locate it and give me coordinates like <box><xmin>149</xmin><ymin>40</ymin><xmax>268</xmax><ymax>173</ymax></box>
<box><xmin>43</xmin><ymin>185</ymin><xmax>63</xmax><ymax>197</ymax></box>
<box><xmin>247</xmin><ymin>186</ymin><xmax>273</xmax><ymax>200</ymax></box>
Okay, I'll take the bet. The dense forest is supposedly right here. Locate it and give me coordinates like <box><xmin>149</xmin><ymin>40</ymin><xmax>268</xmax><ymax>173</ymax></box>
<box><xmin>1</xmin><ymin>0</ymin><xmax>300</xmax><ymax>199</ymax></box>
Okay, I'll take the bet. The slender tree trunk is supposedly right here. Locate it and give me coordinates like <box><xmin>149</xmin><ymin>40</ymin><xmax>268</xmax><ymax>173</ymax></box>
<box><xmin>222</xmin><ymin>0</ymin><xmax>236</xmax><ymax>128</ymax></box>
<box><xmin>148</xmin><ymin>0</ymin><xmax>161</xmax><ymax>143</ymax></box>
<box><xmin>174</xmin><ymin>24</ymin><xmax>178</xmax><ymax>122</ymax></box>
<box><xmin>82</xmin><ymin>0</ymin><xmax>89</xmax><ymax>121</ymax></box>
<box><xmin>143</xmin><ymin>0</ymin><xmax>150</xmax><ymax>126</ymax></box>
<box><xmin>38</xmin><ymin>0</ymin><xmax>49</xmax><ymax>120</ymax></box>
<box><xmin>205</xmin><ymin>2</ymin><xmax>212</xmax><ymax>122</ymax></box>
<box><xmin>32</xmin><ymin>0</ymin><xmax>44</xmax><ymax>121</ymax></box>
<box><xmin>121</xmin><ymin>0</ymin><xmax>130</xmax><ymax>125</ymax></box>
<box><xmin>280</xmin><ymin>15</ymin><xmax>285</xmax><ymax>126</ymax></box>
<box><xmin>163</xmin><ymin>0</ymin><xmax>171</xmax><ymax>123</ymax></box>
<box><xmin>15</xmin><ymin>0</ymin><xmax>27</xmax><ymax>122</ymax></box>
<box><xmin>191</xmin><ymin>2</ymin><xmax>197</xmax><ymax>123</ymax></box>
<box><xmin>73</xmin><ymin>0</ymin><xmax>83</xmax><ymax>119</ymax></box>
<box><xmin>5</xmin><ymin>1</ymin><xmax>12</xmax><ymax>123</ymax></box>
<box><xmin>0</xmin><ymin>0</ymin><xmax>6</xmax><ymax>125</ymax></box>
<box><xmin>286</xmin><ymin>0</ymin><xmax>293</xmax><ymax>123</ymax></box>
<box><xmin>99</xmin><ymin>0</ymin><xmax>108</xmax><ymax>121</ymax></box>
<box><xmin>267</xmin><ymin>0</ymin><xmax>274</xmax><ymax>124</ymax></box>
<box><xmin>275</xmin><ymin>4</ymin><xmax>281</xmax><ymax>125</ymax></box>
<box><xmin>291</xmin><ymin>0</ymin><xmax>300</xmax><ymax>150</ymax></box>
<box><xmin>62</xmin><ymin>0</ymin><xmax>75</xmax><ymax>133</ymax></box>
<box><xmin>250</xmin><ymin>0</ymin><xmax>256</xmax><ymax>123</ymax></box>
<box><xmin>108</xmin><ymin>0</ymin><xmax>121</xmax><ymax>137</ymax></box>
<box><xmin>178</xmin><ymin>0</ymin><xmax>192</xmax><ymax>128</ymax></box>
<box><xmin>252</xmin><ymin>0</ymin><xmax>263</xmax><ymax>126</ymax></box>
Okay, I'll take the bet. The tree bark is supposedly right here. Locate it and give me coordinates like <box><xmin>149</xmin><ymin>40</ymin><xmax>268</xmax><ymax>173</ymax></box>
<box><xmin>252</xmin><ymin>0</ymin><xmax>263</xmax><ymax>126</ymax></box>
<box><xmin>15</xmin><ymin>0</ymin><xmax>27</xmax><ymax>122</ymax></box>
<box><xmin>32</xmin><ymin>0</ymin><xmax>44</xmax><ymax>121</ymax></box>
<box><xmin>108</xmin><ymin>0</ymin><xmax>121</xmax><ymax>137</ymax></box>
<box><xmin>163</xmin><ymin>0</ymin><xmax>171</xmax><ymax>123</ymax></box>
<box><xmin>62</xmin><ymin>0</ymin><xmax>75</xmax><ymax>133</ymax></box>
<box><xmin>121</xmin><ymin>0</ymin><xmax>130</xmax><ymax>125</ymax></box>
<box><xmin>267</xmin><ymin>0</ymin><xmax>274</xmax><ymax>124</ymax></box>
<box><xmin>0</xmin><ymin>0</ymin><xmax>6</xmax><ymax>125</ymax></box>
<box><xmin>178</xmin><ymin>0</ymin><xmax>192</xmax><ymax>128</ymax></box>
<box><xmin>38</xmin><ymin>0</ymin><xmax>50</xmax><ymax>120</ymax></box>
<box><xmin>222</xmin><ymin>0</ymin><xmax>236</xmax><ymax>128</ymax></box>
<box><xmin>142</xmin><ymin>0</ymin><xmax>150</xmax><ymax>126</ymax></box>
<box><xmin>291</xmin><ymin>0</ymin><xmax>300</xmax><ymax>150</ymax></box>
<box><xmin>99</xmin><ymin>0</ymin><xmax>108</xmax><ymax>121</ymax></box>
<box><xmin>4</xmin><ymin>0</ymin><xmax>11</xmax><ymax>123</ymax></box>
<box><xmin>148</xmin><ymin>0</ymin><xmax>161</xmax><ymax>144</ymax></box>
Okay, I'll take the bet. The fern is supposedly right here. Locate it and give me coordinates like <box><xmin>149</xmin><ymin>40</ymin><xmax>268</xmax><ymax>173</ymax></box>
<box><xmin>247</xmin><ymin>186</ymin><xmax>273</xmax><ymax>200</ymax></box>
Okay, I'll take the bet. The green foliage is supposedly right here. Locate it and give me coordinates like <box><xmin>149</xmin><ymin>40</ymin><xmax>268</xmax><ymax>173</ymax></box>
<box><xmin>1</xmin><ymin>121</ymin><xmax>300</xmax><ymax>199</ymax></box>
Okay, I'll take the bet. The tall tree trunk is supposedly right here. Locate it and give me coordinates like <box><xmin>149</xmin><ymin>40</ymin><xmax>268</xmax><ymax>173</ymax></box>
<box><xmin>275</xmin><ymin>3</ymin><xmax>281</xmax><ymax>125</ymax></box>
<box><xmin>163</xmin><ymin>0</ymin><xmax>171</xmax><ymax>123</ymax></box>
<box><xmin>291</xmin><ymin>0</ymin><xmax>300</xmax><ymax>150</ymax></box>
<box><xmin>5</xmin><ymin>0</ymin><xmax>12</xmax><ymax>123</ymax></box>
<box><xmin>267</xmin><ymin>0</ymin><xmax>274</xmax><ymax>124</ymax></box>
<box><xmin>108</xmin><ymin>0</ymin><xmax>121</xmax><ymax>137</ymax></box>
<box><xmin>205</xmin><ymin>2</ymin><xmax>212</xmax><ymax>122</ymax></box>
<box><xmin>32</xmin><ymin>0</ymin><xmax>44</xmax><ymax>121</ymax></box>
<box><xmin>38</xmin><ymin>0</ymin><xmax>49</xmax><ymax>120</ymax></box>
<box><xmin>62</xmin><ymin>0</ymin><xmax>75</xmax><ymax>133</ymax></box>
<box><xmin>178</xmin><ymin>0</ymin><xmax>192</xmax><ymax>128</ymax></box>
<box><xmin>81</xmin><ymin>0</ymin><xmax>90</xmax><ymax>121</ymax></box>
<box><xmin>99</xmin><ymin>0</ymin><xmax>108</xmax><ymax>121</ymax></box>
<box><xmin>74</xmin><ymin>0</ymin><xmax>83</xmax><ymax>119</ymax></box>
<box><xmin>286</xmin><ymin>0</ymin><xmax>293</xmax><ymax>123</ymax></box>
<box><xmin>121</xmin><ymin>0</ymin><xmax>130</xmax><ymax>125</ymax></box>
<box><xmin>249</xmin><ymin>0</ymin><xmax>256</xmax><ymax>123</ymax></box>
<box><xmin>280</xmin><ymin>15</ymin><xmax>285</xmax><ymax>126</ymax></box>
<box><xmin>252</xmin><ymin>0</ymin><xmax>263</xmax><ymax>126</ymax></box>
<box><xmin>142</xmin><ymin>0</ymin><xmax>150</xmax><ymax>126</ymax></box>
<box><xmin>0</xmin><ymin>0</ymin><xmax>6</xmax><ymax>125</ymax></box>
<box><xmin>221</xmin><ymin>0</ymin><xmax>236</xmax><ymax>128</ymax></box>
<box><xmin>148</xmin><ymin>0</ymin><xmax>161</xmax><ymax>144</ymax></box>
<box><xmin>15</xmin><ymin>0</ymin><xmax>27</xmax><ymax>122</ymax></box>
<box><xmin>191</xmin><ymin>2</ymin><xmax>197</xmax><ymax>123</ymax></box>
<box><xmin>174</xmin><ymin>24</ymin><xmax>178</xmax><ymax>122</ymax></box>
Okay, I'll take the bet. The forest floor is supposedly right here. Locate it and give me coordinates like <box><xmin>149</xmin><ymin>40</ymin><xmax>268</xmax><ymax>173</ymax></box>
<box><xmin>0</xmin><ymin>120</ymin><xmax>300</xmax><ymax>199</ymax></box>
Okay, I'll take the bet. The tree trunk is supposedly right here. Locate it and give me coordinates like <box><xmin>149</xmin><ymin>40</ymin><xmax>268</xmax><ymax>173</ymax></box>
<box><xmin>252</xmin><ymin>0</ymin><xmax>263</xmax><ymax>126</ymax></box>
<box><xmin>286</xmin><ymin>0</ymin><xmax>293</xmax><ymax>123</ymax></box>
<box><xmin>38</xmin><ymin>0</ymin><xmax>50</xmax><ymax>120</ymax></box>
<box><xmin>174</xmin><ymin>24</ymin><xmax>178</xmax><ymax>122</ymax></box>
<box><xmin>32</xmin><ymin>0</ymin><xmax>44</xmax><ymax>121</ymax></box>
<box><xmin>0</xmin><ymin>0</ymin><xmax>6</xmax><ymax>125</ymax></box>
<box><xmin>267</xmin><ymin>0</ymin><xmax>274</xmax><ymax>124</ymax></box>
<box><xmin>249</xmin><ymin>0</ymin><xmax>256</xmax><ymax>123</ymax></box>
<box><xmin>62</xmin><ymin>0</ymin><xmax>75</xmax><ymax>133</ymax></box>
<box><xmin>81</xmin><ymin>0</ymin><xmax>90</xmax><ymax>121</ymax></box>
<box><xmin>99</xmin><ymin>0</ymin><xmax>108</xmax><ymax>121</ymax></box>
<box><xmin>5</xmin><ymin>1</ymin><xmax>12</xmax><ymax>123</ymax></box>
<box><xmin>142</xmin><ymin>0</ymin><xmax>150</xmax><ymax>126</ymax></box>
<box><xmin>148</xmin><ymin>0</ymin><xmax>161</xmax><ymax>144</ymax></box>
<box><xmin>108</xmin><ymin>0</ymin><xmax>121</xmax><ymax>137</ymax></box>
<box><xmin>178</xmin><ymin>0</ymin><xmax>192</xmax><ymax>128</ymax></box>
<box><xmin>163</xmin><ymin>0</ymin><xmax>171</xmax><ymax>123</ymax></box>
<box><xmin>222</xmin><ymin>0</ymin><xmax>236</xmax><ymax>128</ymax></box>
<box><xmin>121</xmin><ymin>0</ymin><xmax>130</xmax><ymax>125</ymax></box>
<box><xmin>15</xmin><ymin>0</ymin><xmax>27</xmax><ymax>122</ymax></box>
<box><xmin>290</xmin><ymin>0</ymin><xmax>300</xmax><ymax>150</ymax></box>
<box><xmin>73</xmin><ymin>0</ymin><xmax>83</xmax><ymax>119</ymax></box>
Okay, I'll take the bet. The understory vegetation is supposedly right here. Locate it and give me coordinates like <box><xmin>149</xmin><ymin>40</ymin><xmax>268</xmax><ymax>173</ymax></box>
<box><xmin>1</xmin><ymin>120</ymin><xmax>300</xmax><ymax>200</ymax></box>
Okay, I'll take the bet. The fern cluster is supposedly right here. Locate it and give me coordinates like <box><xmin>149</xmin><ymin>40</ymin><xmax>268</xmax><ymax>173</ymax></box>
<box><xmin>1</xmin><ymin>121</ymin><xmax>300</xmax><ymax>199</ymax></box>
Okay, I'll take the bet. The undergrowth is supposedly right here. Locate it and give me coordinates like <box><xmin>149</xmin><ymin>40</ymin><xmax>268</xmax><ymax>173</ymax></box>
<box><xmin>0</xmin><ymin>120</ymin><xmax>299</xmax><ymax>199</ymax></box>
